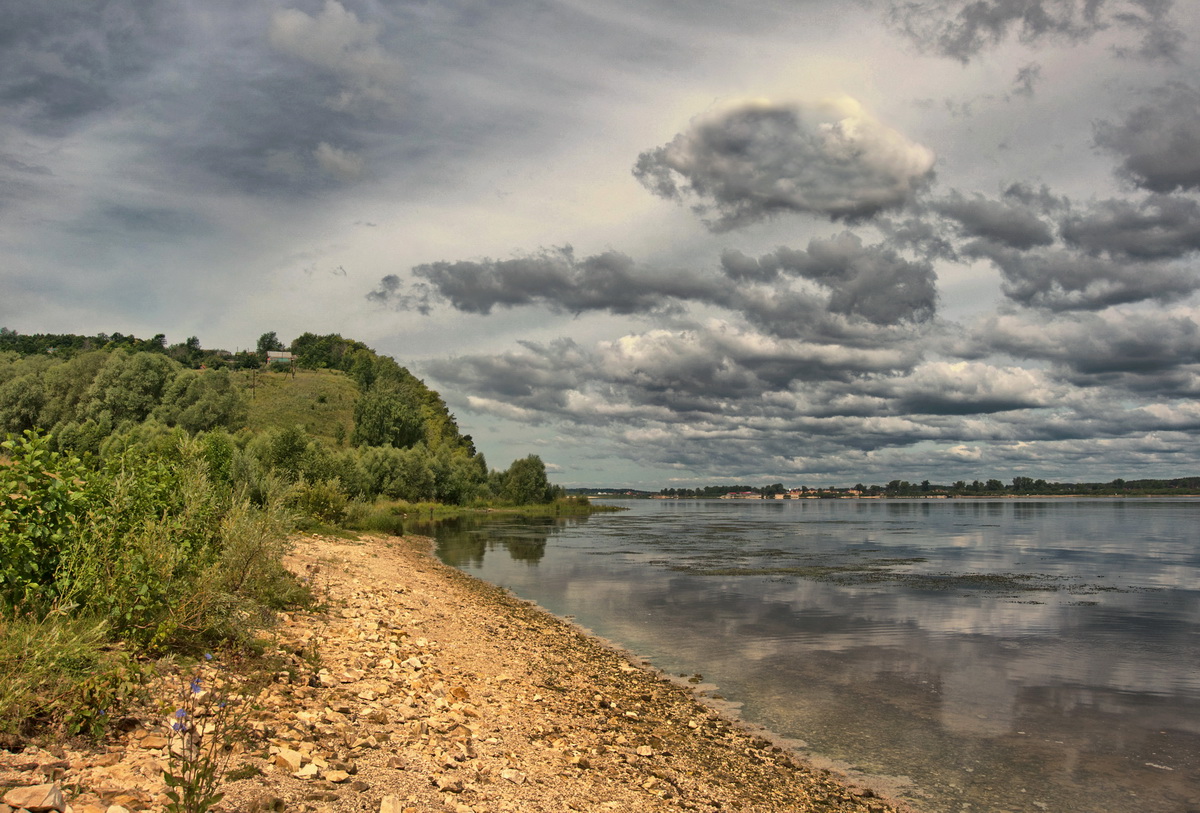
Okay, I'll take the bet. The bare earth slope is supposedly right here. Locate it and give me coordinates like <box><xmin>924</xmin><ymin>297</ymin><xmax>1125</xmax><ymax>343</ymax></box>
<box><xmin>2</xmin><ymin>532</ymin><xmax>913</xmax><ymax>813</ymax></box>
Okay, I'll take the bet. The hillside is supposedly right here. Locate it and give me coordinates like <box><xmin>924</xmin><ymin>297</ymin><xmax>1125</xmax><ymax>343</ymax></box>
<box><xmin>0</xmin><ymin>329</ymin><xmax>562</xmax><ymax>509</ymax></box>
<box><xmin>240</xmin><ymin>367</ymin><xmax>358</xmax><ymax>446</ymax></box>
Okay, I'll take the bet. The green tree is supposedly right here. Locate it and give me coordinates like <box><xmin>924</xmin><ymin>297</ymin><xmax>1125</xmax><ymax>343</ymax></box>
<box><xmin>154</xmin><ymin>369</ymin><xmax>248</xmax><ymax>433</ymax></box>
<box><xmin>352</xmin><ymin>388</ymin><xmax>424</xmax><ymax>449</ymax></box>
<box><xmin>501</xmin><ymin>455</ymin><xmax>553</xmax><ymax>505</ymax></box>
<box><xmin>38</xmin><ymin>350</ymin><xmax>109</xmax><ymax>429</ymax></box>
<box><xmin>256</xmin><ymin>331</ymin><xmax>284</xmax><ymax>361</ymax></box>
<box><xmin>0</xmin><ymin>374</ymin><xmax>47</xmax><ymax>434</ymax></box>
<box><xmin>81</xmin><ymin>350</ymin><xmax>180</xmax><ymax>426</ymax></box>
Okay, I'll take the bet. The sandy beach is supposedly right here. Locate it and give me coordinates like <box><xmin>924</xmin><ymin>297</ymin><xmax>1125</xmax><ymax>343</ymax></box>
<box><xmin>1</xmin><ymin>532</ymin><xmax>914</xmax><ymax>813</ymax></box>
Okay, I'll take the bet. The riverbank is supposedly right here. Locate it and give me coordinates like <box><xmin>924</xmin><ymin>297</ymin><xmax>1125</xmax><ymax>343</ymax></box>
<box><xmin>1</xmin><ymin>531</ymin><xmax>912</xmax><ymax>812</ymax></box>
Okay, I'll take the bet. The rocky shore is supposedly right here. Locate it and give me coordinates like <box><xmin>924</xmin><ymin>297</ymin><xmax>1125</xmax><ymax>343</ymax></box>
<box><xmin>1</xmin><ymin>532</ymin><xmax>914</xmax><ymax>813</ymax></box>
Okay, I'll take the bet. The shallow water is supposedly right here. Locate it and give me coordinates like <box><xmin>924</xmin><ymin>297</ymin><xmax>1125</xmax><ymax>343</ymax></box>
<box><xmin>432</xmin><ymin>498</ymin><xmax>1200</xmax><ymax>813</ymax></box>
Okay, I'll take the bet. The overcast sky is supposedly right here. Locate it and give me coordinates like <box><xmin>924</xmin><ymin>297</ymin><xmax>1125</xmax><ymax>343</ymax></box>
<box><xmin>4</xmin><ymin>0</ymin><xmax>1200</xmax><ymax>487</ymax></box>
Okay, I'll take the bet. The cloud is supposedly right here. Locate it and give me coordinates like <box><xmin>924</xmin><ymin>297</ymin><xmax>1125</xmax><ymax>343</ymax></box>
<box><xmin>983</xmin><ymin>246</ymin><xmax>1198</xmax><ymax>311</ymax></box>
<box><xmin>969</xmin><ymin>310</ymin><xmax>1200</xmax><ymax>391</ymax></box>
<box><xmin>735</xmin><ymin>233</ymin><xmax>939</xmax><ymax>326</ymax></box>
<box><xmin>1059</xmin><ymin>194</ymin><xmax>1200</xmax><ymax>259</ymax></box>
<box><xmin>884</xmin><ymin>0</ymin><xmax>1182</xmax><ymax>62</ymax></box>
<box><xmin>1011</xmin><ymin>62</ymin><xmax>1042</xmax><ymax>98</ymax></box>
<box><xmin>924</xmin><ymin>187</ymin><xmax>1200</xmax><ymax>310</ymax></box>
<box><xmin>373</xmin><ymin>247</ymin><xmax>722</xmax><ymax>316</ymax></box>
<box><xmin>372</xmin><ymin>235</ymin><xmax>938</xmax><ymax>344</ymax></box>
<box><xmin>421</xmin><ymin>321</ymin><xmax>1196</xmax><ymax>481</ymax></box>
<box><xmin>268</xmin><ymin>0</ymin><xmax>404</xmax><ymax>115</ymax></box>
<box><xmin>425</xmin><ymin>324</ymin><xmax>924</xmax><ymax>433</ymax></box>
<box><xmin>0</xmin><ymin>2</ymin><xmax>181</xmax><ymax>135</ymax></box>
<box><xmin>885</xmin><ymin>361</ymin><xmax>1056</xmax><ymax>414</ymax></box>
<box><xmin>934</xmin><ymin>190</ymin><xmax>1055</xmax><ymax>250</ymax></box>
<box><xmin>632</xmin><ymin>98</ymin><xmax>935</xmax><ymax>230</ymax></box>
<box><xmin>1094</xmin><ymin>82</ymin><xmax>1200</xmax><ymax>193</ymax></box>
<box><xmin>314</xmin><ymin>142</ymin><xmax>365</xmax><ymax>180</ymax></box>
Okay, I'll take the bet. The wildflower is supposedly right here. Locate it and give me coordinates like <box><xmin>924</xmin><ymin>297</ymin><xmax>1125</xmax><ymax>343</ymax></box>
<box><xmin>190</xmin><ymin>677</ymin><xmax>202</xmax><ymax>694</ymax></box>
<box><xmin>204</xmin><ymin>652</ymin><xmax>213</xmax><ymax>661</ymax></box>
<box><xmin>175</xmin><ymin>708</ymin><xmax>187</xmax><ymax>719</ymax></box>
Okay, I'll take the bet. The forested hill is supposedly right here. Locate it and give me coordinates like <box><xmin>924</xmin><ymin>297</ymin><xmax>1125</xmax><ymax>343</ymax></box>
<box><xmin>0</xmin><ymin>328</ymin><xmax>558</xmax><ymax>507</ymax></box>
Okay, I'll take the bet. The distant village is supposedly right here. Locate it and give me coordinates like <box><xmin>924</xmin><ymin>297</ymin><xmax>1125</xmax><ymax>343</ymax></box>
<box><xmin>703</xmin><ymin>488</ymin><xmax>878</xmax><ymax>500</ymax></box>
<box><xmin>573</xmin><ymin>476</ymin><xmax>1200</xmax><ymax>500</ymax></box>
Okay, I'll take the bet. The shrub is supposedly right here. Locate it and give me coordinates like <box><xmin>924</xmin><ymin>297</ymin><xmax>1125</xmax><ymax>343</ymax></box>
<box><xmin>0</xmin><ymin>432</ymin><xmax>94</xmax><ymax>608</ymax></box>
<box><xmin>288</xmin><ymin>478</ymin><xmax>348</xmax><ymax>526</ymax></box>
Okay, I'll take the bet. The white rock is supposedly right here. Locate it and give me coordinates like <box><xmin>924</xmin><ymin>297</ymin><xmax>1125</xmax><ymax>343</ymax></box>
<box><xmin>3</xmin><ymin>784</ymin><xmax>66</xmax><ymax>812</ymax></box>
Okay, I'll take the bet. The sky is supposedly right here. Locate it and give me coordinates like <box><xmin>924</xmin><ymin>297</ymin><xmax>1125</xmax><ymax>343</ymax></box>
<box><xmin>4</xmin><ymin>0</ymin><xmax>1200</xmax><ymax>488</ymax></box>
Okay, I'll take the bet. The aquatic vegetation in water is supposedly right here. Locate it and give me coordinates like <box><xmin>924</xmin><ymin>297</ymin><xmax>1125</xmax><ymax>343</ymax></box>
<box><xmin>668</xmin><ymin>558</ymin><xmax>1148</xmax><ymax>594</ymax></box>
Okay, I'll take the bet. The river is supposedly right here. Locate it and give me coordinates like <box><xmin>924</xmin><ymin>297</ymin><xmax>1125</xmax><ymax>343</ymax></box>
<box><xmin>431</xmin><ymin>498</ymin><xmax>1200</xmax><ymax>813</ymax></box>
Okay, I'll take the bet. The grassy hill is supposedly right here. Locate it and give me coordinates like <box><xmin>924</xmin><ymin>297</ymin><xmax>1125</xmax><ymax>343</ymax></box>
<box><xmin>238</xmin><ymin>367</ymin><xmax>358</xmax><ymax>446</ymax></box>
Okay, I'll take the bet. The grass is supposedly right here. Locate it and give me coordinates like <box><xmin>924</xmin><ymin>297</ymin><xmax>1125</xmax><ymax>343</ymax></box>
<box><xmin>0</xmin><ymin>612</ymin><xmax>143</xmax><ymax>738</ymax></box>
<box><xmin>236</xmin><ymin>368</ymin><xmax>358</xmax><ymax>446</ymax></box>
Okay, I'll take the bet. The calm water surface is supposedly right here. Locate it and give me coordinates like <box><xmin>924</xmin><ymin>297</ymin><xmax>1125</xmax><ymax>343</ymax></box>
<box><xmin>431</xmin><ymin>499</ymin><xmax>1200</xmax><ymax>813</ymax></box>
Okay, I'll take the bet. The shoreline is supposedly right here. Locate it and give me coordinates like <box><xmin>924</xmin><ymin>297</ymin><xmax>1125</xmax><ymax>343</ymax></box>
<box><xmin>1</xmin><ymin>531</ymin><xmax>916</xmax><ymax>813</ymax></box>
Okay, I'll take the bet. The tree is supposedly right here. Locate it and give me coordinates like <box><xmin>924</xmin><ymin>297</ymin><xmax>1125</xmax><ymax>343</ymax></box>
<box><xmin>154</xmin><ymin>369</ymin><xmax>248</xmax><ymax>433</ymax></box>
<box><xmin>352</xmin><ymin>388</ymin><xmax>424</xmax><ymax>449</ymax></box>
<box><xmin>1012</xmin><ymin>476</ymin><xmax>1035</xmax><ymax>492</ymax></box>
<box><xmin>0</xmin><ymin>374</ymin><xmax>46</xmax><ymax>434</ymax></box>
<box><xmin>81</xmin><ymin>350</ymin><xmax>180</xmax><ymax>426</ymax></box>
<box><xmin>257</xmin><ymin>331</ymin><xmax>284</xmax><ymax>360</ymax></box>
<box><xmin>501</xmin><ymin>454</ymin><xmax>553</xmax><ymax>505</ymax></box>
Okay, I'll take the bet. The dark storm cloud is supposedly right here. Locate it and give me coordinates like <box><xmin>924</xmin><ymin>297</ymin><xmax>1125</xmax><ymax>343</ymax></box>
<box><xmin>884</xmin><ymin>0</ymin><xmax>1181</xmax><ymax>62</ymax></box>
<box><xmin>744</xmin><ymin>233</ymin><xmax>939</xmax><ymax>325</ymax></box>
<box><xmin>0</xmin><ymin>1</ymin><xmax>183</xmax><ymax>135</ymax></box>
<box><xmin>389</xmin><ymin>248</ymin><xmax>724</xmax><ymax>316</ymax></box>
<box><xmin>874</xmin><ymin>216</ymin><xmax>959</xmax><ymax>261</ymax></box>
<box><xmin>1094</xmin><ymin>82</ymin><xmax>1200</xmax><ymax>193</ymax></box>
<box><xmin>374</xmin><ymin>234</ymin><xmax>938</xmax><ymax>345</ymax></box>
<box><xmin>1059</xmin><ymin>194</ymin><xmax>1200</xmax><ymax>259</ymax></box>
<box><xmin>632</xmin><ymin>99</ymin><xmax>935</xmax><ymax>230</ymax></box>
<box><xmin>424</xmin><ymin>327</ymin><xmax>925</xmax><ymax>430</ymax></box>
<box><xmin>970</xmin><ymin>311</ymin><xmax>1200</xmax><ymax>391</ymax></box>
<box><xmin>923</xmin><ymin>186</ymin><xmax>1200</xmax><ymax>311</ymax></box>
<box><xmin>0</xmin><ymin>1</ymin><xmax>391</xmax><ymax>201</ymax></box>
<box><xmin>983</xmin><ymin>246</ymin><xmax>1198</xmax><ymax>311</ymax></box>
<box><xmin>998</xmin><ymin>182</ymin><xmax>1070</xmax><ymax>214</ymax></box>
<box><xmin>934</xmin><ymin>191</ymin><xmax>1055</xmax><ymax>250</ymax></box>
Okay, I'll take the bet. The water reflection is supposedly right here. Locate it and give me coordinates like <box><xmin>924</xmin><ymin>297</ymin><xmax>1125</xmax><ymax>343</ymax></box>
<box><xmin>434</xmin><ymin>500</ymin><xmax>1200</xmax><ymax>813</ymax></box>
<box><xmin>435</xmin><ymin>513</ymin><xmax>593</xmax><ymax>567</ymax></box>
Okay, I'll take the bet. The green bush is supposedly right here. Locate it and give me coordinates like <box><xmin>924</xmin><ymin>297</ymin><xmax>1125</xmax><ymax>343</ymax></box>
<box><xmin>288</xmin><ymin>478</ymin><xmax>348</xmax><ymax>526</ymax></box>
<box><xmin>0</xmin><ymin>431</ymin><xmax>309</xmax><ymax>734</ymax></box>
<box><xmin>0</xmin><ymin>432</ymin><xmax>94</xmax><ymax>608</ymax></box>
